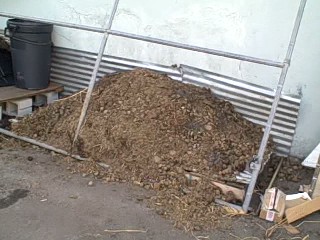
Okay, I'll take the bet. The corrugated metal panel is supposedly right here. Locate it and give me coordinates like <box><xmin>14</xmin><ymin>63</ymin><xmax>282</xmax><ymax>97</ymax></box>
<box><xmin>50</xmin><ymin>47</ymin><xmax>301</xmax><ymax>156</ymax></box>
<box><xmin>180</xmin><ymin>65</ymin><xmax>301</xmax><ymax>155</ymax></box>
<box><xmin>51</xmin><ymin>47</ymin><xmax>181</xmax><ymax>95</ymax></box>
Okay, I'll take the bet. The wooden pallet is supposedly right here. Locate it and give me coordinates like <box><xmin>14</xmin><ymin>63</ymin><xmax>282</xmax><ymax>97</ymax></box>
<box><xmin>0</xmin><ymin>82</ymin><xmax>63</xmax><ymax>103</ymax></box>
<box><xmin>0</xmin><ymin>82</ymin><xmax>63</xmax><ymax>117</ymax></box>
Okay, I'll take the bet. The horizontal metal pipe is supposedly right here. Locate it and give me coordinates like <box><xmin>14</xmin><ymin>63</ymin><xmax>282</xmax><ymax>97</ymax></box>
<box><xmin>0</xmin><ymin>12</ymin><xmax>284</xmax><ymax>68</ymax></box>
<box><xmin>108</xmin><ymin>30</ymin><xmax>284</xmax><ymax>68</ymax></box>
<box><xmin>0</xmin><ymin>12</ymin><xmax>104</xmax><ymax>33</ymax></box>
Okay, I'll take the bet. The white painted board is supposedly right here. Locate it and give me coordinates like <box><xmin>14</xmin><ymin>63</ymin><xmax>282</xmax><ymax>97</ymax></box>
<box><xmin>302</xmin><ymin>143</ymin><xmax>320</xmax><ymax>168</ymax></box>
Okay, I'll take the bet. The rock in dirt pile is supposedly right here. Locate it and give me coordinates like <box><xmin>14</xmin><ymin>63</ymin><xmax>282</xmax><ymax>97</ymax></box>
<box><xmin>13</xmin><ymin>69</ymin><xmax>273</xmax><ymax>230</ymax></box>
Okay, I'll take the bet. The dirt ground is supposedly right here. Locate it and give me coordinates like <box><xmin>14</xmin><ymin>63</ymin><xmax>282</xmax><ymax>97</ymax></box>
<box><xmin>1</xmin><ymin>147</ymin><xmax>319</xmax><ymax>240</ymax></box>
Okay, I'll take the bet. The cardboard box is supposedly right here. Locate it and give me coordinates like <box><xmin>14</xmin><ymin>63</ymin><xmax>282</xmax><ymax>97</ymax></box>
<box><xmin>259</xmin><ymin>188</ymin><xmax>286</xmax><ymax>222</ymax></box>
<box><xmin>259</xmin><ymin>209</ymin><xmax>283</xmax><ymax>222</ymax></box>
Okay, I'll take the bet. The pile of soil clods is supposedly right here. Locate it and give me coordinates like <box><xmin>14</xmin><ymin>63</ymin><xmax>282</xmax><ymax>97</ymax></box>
<box><xmin>13</xmin><ymin>69</ymin><xmax>273</xmax><ymax>230</ymax></box>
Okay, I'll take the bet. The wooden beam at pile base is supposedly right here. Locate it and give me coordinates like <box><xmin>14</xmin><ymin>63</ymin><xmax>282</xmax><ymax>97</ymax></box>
<box><xmin>0</xmin><ymin>128</ymin><xmax>87</xmax><ymax>161</ymax></box>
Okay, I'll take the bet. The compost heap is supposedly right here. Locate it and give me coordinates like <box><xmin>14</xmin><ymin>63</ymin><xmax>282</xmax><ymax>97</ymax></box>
<box><xmin>13</xmin><ymin>69</ymin><xmax>273</xmax><ymax>230</ymax></box>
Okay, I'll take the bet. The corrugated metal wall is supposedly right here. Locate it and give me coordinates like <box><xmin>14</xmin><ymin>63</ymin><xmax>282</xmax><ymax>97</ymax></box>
<box><xmin>51</xmin><ymin>47</ymin><xmax>182</xmax><ymax>94</ymax></box>
<box><xmin>51</xmin><ymin>47</ymin><xmax>301</xmax><ymax>156</ymax></box>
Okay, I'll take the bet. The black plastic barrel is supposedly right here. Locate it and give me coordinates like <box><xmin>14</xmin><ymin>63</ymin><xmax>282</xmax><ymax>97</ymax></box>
<box><xmin>5</xmin><ymin>19</ymin><xmax>53</xmax><ymax>89</ymax></box>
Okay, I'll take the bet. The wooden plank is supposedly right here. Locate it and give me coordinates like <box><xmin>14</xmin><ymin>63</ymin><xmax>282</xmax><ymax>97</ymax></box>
<box><xmin>0</xmin><ymin>82</ymin><xmax>64</xmax><ymax>102</ymax></box>
<box><xmin>312</xmin><ymin>176</ymin><xmax>320</xmax><ymax>198</ymax></box>
<box><xmin>311</xmin><ymin>154</ymin><xmax>320</xmax><ymax>198</ymax></box>
<box><xmin>285</xmin><ymin>196</ymin><xmax>320</xmax><ymax>223</ymax></box>
<box><xmin>212</xmin><ymin>181</ymin><xmax>245</xmax><ymax>201</ymax></box>
<box><xmin>302</xmin><ymin>142</ymin><xmax>320</xmax><ymax>168</ymax></box>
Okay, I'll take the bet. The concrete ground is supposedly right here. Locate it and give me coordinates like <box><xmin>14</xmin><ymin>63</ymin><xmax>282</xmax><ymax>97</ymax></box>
<box><xmin>0</xmin><ymin>148</ymin><xmax>319</xmax><ymax>240</ymax></box>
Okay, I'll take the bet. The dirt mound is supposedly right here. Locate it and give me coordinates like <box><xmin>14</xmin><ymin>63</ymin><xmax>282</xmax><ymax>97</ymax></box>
<box><xmin>13</xmin><ymin>69</ymin><xmax>273</xmax><ymax>230</ymax></box>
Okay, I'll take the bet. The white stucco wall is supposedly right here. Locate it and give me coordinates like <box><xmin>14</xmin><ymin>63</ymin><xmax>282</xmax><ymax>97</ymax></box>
<box><xmin>0</xmin><ymin>0</ymin><xmax>319</xmax><ymax>158</ymax></box>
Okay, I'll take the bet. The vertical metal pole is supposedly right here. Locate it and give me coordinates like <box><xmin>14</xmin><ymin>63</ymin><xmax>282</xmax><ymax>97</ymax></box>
<box><xmin>73</xmin><ymin>0</ymin><xmax>120</xmax><ymax>145</ymax></box>
<box><xmin>242</xmin><ymin>0</ymin><xmax>308</xmax><ymax>212</ymax></box>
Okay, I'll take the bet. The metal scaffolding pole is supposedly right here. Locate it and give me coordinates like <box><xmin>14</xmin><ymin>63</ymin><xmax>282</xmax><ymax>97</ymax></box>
<box><xmin>72</xmin><ymin>0</ymin><xmax>120</xmax><ymax>145</ymax></box>
<box><xmin>0</xmin><ymin>12</ymin><xmax>104</xmax><ymax>33</ymax></box>
<box><xmin>242</xmin><ymin>0</ymin><xmax>308</xmax><ymax>213</ymax></box>
<box><xmin>107</xmin><ymin>30</ymin><xmax>283</xmax><ymax>68</ymax></box>
<box><xmin>0</xmin><ymin>14</ymin><xmax>283</xmax><ymax>68</ymax></box>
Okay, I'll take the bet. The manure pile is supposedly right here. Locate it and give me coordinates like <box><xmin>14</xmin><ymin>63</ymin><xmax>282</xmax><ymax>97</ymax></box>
<box><xmin>13</xmin><ymin>69</ymin><xmax>273</xmax><ymax>230</ymax></box>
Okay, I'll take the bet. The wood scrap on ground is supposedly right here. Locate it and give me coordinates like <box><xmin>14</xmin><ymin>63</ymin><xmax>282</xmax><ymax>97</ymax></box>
<box><xmin>283</xmin><ymin>224</ymin><xmax>300</xmax><ymax>235</ymax></box>
<box><xmin>212</xmin><ymin>181</ymin><xmax>244</xmax><ymax>201</ymax></box>
<box><xmin>285</xmin><ymin>196</ymin><xmax>320</xmax><ymax>224</ymax></box>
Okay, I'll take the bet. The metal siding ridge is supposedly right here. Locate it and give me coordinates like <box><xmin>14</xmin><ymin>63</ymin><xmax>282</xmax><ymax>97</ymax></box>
<box><xmin>210</xmin><ymin>90</ymin><xmax>299</xmax><ymax>118</ymax></box>
<box><xmin>51</xmin><ymin>60</ymin><xmax>94</xmax><ymax>72</ymax></box>
<box><xmin>231</xmin><ymin>104</ymin><xmax>298</xmax><ymax>123</ymax></box>
<box><xmin>53</xmin><ymin>47</ymin><xmax>182</xmax><ymax>79</ymax></box>
<box><xmin>244</xmin><ymin>117</ymin><xmax>295</xmax><ymax>134</ymax></box>
<box><xmin>181</xmin><ymin>64</ymin><xmax>301</xmax><ymax>104</ymax></box>
<box><xmin>235</xmin><ymin>108</ymin><xmax>297</xmax><ymax>129</ymax></box>
<box><xmin>182</xmin><ymin>72</ymin><xmax>300</xmax><ymax>110</ymax></box>
<box><xmin>52</xmin><ymin>64</ymin><xmax>90</xmax><ymax>81</ymax></box>
<box><xmin>273</xmin><ymin>138</ymin><xmax>293</xmax><ymax>147</ymax></box>
<box><xmin>50</xmin><ymin>80</ymin><xmax>83</xmax><ymax>93</ymax></box>
<box><xmin>274</xmin><ymin>147</ymin><xmax>290</xmax><ymax>155</ymax></box>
